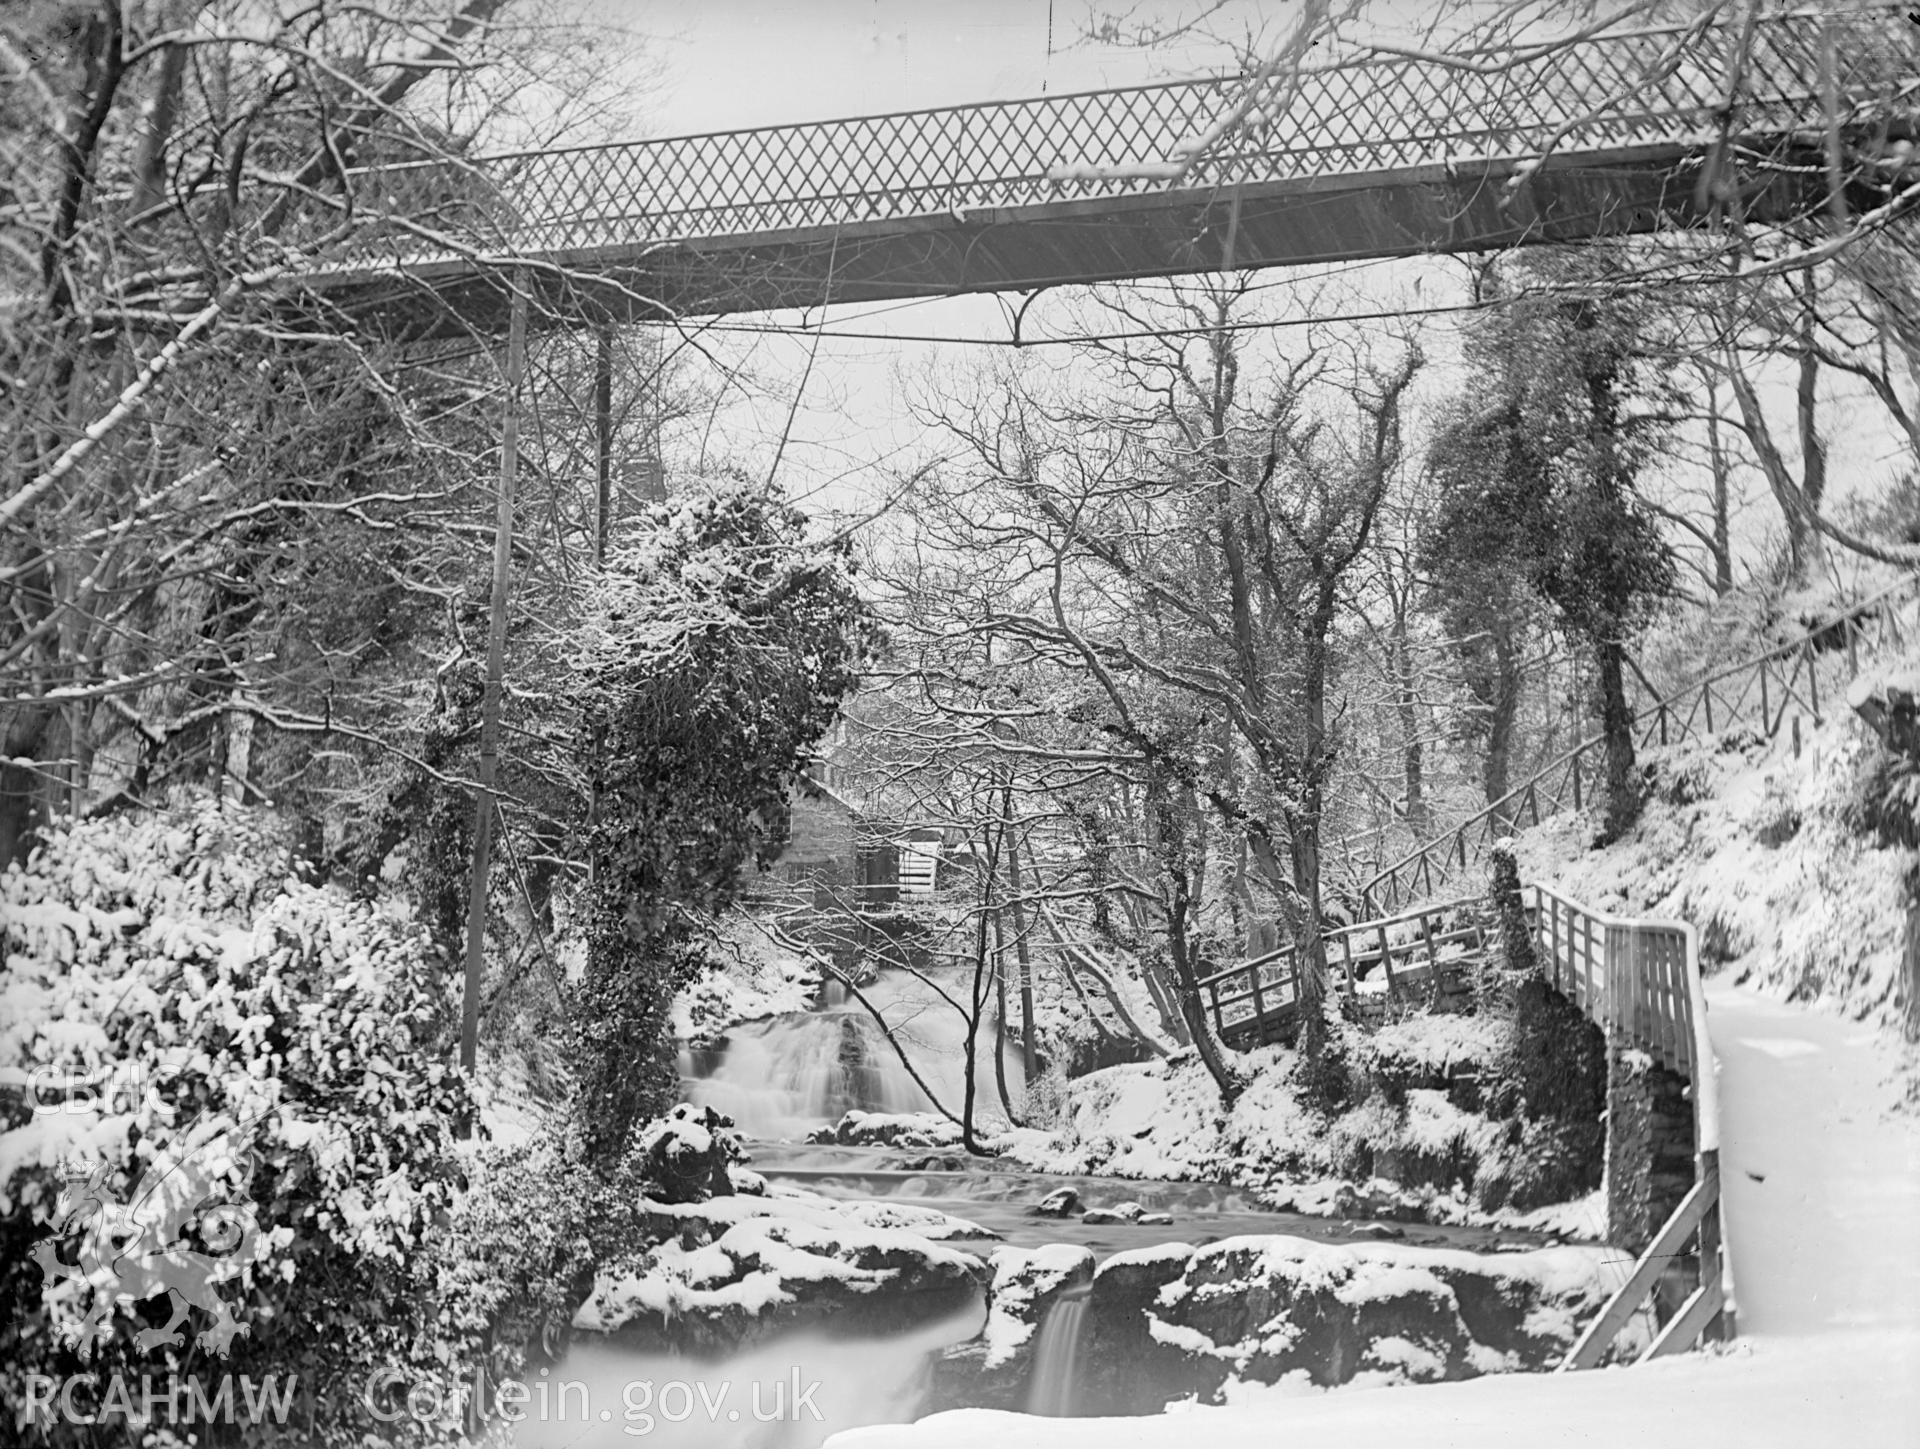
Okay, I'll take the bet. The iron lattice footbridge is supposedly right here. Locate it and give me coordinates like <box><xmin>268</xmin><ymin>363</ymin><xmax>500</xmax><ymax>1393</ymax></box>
<box><xmin>303</xmin><ymin>5</ymin><xmax>1920</xmax><ymax>333</ymax></box>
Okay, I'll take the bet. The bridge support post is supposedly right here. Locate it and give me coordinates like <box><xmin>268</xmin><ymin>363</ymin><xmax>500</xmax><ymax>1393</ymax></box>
<box><xmin>594</xmin><ymin>323</ymin><xmax>614</xmax><ymax>564</ymax></box>
<box><xmin>459</xmin><ymin>271</ymin><xmax>530</xmax><ymax>1090</ymax></box>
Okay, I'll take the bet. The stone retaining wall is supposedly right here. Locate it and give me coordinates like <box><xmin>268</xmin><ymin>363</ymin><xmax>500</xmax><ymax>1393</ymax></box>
<box><xmin>1604</xmin><ymin>1035</ymin><xmax>1697</xmax><ymax>1255</ymax></box>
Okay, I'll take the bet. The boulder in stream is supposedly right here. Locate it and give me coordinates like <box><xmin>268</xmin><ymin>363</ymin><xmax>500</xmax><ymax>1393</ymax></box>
<box><xmin>637</xmin><ymin>1103</ymin><xmax>739</xmax><ymax>1204</ymax></box>
<box><xmin>1078</xmin><ymin>1242</ymin><xmax>1200</xmax><ymax>1414</ymax></box>
<box><xmin>928</xmin><ymin>1230</ymin><xmax>1641</xmax><ymax>1417</ymax></box>
<box><xmin>1031</xmin><ymin>1188</ymin><xmax>1081</xmax><ymax>1218</ymax></box>
<box><xmin>806</xmin><ymin>1109</ymin><xmax>968</xmax><ymax>1149</ymax></box>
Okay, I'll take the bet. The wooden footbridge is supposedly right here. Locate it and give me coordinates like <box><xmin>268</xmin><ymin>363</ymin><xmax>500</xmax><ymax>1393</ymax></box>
<box><xmin>297</xmin><ymin>4</ymin><xmax>1920</xmax><ymax>334</ymax></box>
<box><xmin>1201</xmin><ymin>877</ymin><xmax>1728</xmax><ymax>1366</ymax></box>
<box><xmin>1196</xmin><ymin>578</ymin><xmax>1920</xmax><ymax>1362</ymax></box>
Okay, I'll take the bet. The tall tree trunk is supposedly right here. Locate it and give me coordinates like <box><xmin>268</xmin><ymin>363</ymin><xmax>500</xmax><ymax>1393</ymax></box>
<box><xmin>1162</xmin><ymin>888</ymin><xmax>1241</xmax><ymax>1103</ymax></box>
<box><xmin>1000</xmin><ymin>782</ymin><xmax>1038</xmax><ymax>1074</ymax></box>
<box><xmin>990</xmin><ymin>907</ymin><xmax>1017</xmax><ymax>1121</ymax></box>
<box><xmin>1137</xmin><ymin>947</ymin><xmax>1191</xmax><ymax>1046</ymax></box>
<box><xmin>959</xmin><ymin>825</ymin><xmax>1004</xmax><ymax>1154</ymax></box>
<box><xmin>1485</xmin><ymin>628</ymin><xmax>1521</xmax><ymax>826</ymax></box>
<box><xmin>1794</xmin><ymin>306</ymin><xmax>1828</xmax><ymax>579</ymax></box>
<box><xmin>1390</xmin><ymin>605</ymin><xmax>1429</xmax><ymax>835</ymax></box>
<box><xmin>1292</xmin><ymin>582</ymin><xmax>1343</xmax><ymax>1042</ymax></box>
<box><xmin>1597</xmin><ymin>637</ymin><xmax>1639</xmax><ymax>843</ymax></box>
<box><xmin>1705</xmin><ymin>386</ymin><xmax>1735</xmax><ymax>597</ymax></box>
<box><xmin>129</xmin><ymin>2</ymin><xmax>196</xmax><ymax>217</ymax></box>
<box><xmin>1147</xmin><ymin>774</ymin><xmax>1239</xmax><ymax>1101</ymax></box>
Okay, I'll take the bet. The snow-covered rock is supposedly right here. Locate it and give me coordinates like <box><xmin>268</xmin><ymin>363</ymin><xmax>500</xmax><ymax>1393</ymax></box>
<box><xmin>928</xmin><ymin>1232</ymin><xmax>1631</xmax><ymax>1418</ymax></box>
<box><xmin>1077</xmin><ymin>1235</ymin><xmax>1639</xmax><ymax>1414</ymax></box>
<box><xmin>807</xmin><ymin>1109</ymin><xmax>968</xmax><ymax>1149</ymax></box>
<box><xmin>577</xmin><ymin>1189</ymin><xmax>987</xmax><ymax>1354</ymax></box>
<box><xmin>637</xmin><ymin>1102</ymin><xmax>739</xmax><ymax>1203</ymax></box>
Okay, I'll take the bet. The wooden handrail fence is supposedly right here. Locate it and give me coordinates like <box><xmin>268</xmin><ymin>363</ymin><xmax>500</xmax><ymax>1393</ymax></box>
<box><xmin>1359</xmin><ymin>577</ymin><xmax>1917</xmax><ymax>916</ymax></box>
<box><xmin>1202</xmin><ymin>881</ymin><xmax>1730</xmax><ymax>1362</ymax></box>
<box><xmin>1528</xmin><ymin>885</ymin><xmax>1731</xmax><ymax>1366</ymax></box>
<box><xmin>1199</xmin><ymin>895</ymin><xmax>1491</xmax><ymax>1043</ymax></box>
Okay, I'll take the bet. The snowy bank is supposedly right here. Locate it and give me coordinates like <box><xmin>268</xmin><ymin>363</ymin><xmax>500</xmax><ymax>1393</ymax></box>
<box><xmin>1514</xmin><ymin>714</ymin><xmax>1908</xmax><ymax>1027</ymax></box>
<box><xmin>576</xmin><ymin>1185</ymin><xmax>989</xmax><ymax>1353</ymax></box>
<box><xmin>993</xmin><ymin>1019</ymin><xmax>1580</xmax><ymax>1232</ymax></box>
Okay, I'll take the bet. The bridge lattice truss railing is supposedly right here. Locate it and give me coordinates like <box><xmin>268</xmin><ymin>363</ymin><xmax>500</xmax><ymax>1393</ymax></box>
<box><xmin>324</xmin><ymin>7</ymin><xmax>1916</xmax><ymax>265</ymax></box>
<box><xmin>1359</xmin><ymin>574</ymin><xmax>1920</xmax><ymax>918</ymax></box>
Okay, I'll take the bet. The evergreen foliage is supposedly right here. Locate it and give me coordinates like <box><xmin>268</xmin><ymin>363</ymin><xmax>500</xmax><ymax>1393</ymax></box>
<box><xmin>570</xmin><ymin>482</ymin><xmax>872</xmax><ymax>1164</ymax></box>
<box><xmin>1426</xmin><ymin>250</ymin><xmax>1679</xmax><ymax>842</ymax></box>
<box><xmin>0</xmin><ymin>796</ymin><xmax>475</xmax><ymax>1445</ymax></box>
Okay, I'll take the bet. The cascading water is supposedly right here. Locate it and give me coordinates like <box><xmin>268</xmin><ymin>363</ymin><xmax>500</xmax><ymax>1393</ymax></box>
<box><xmin>684</xmin><ymin>970</ymin><xmax>1025</xmax><ymax>1140</ymax></box>
<box><xmin>1024</xmin><ymin>1286</ymin><xmax>1092</xmax><ymax>1417</ymax></box>
<box><xmin>682</xmin><ymin>1006</ymin><xmax>927</xmax><ymax>1139</ymax></box>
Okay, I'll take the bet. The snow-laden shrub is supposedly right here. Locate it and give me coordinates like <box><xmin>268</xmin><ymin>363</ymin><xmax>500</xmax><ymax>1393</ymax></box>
<box><xmin>437</xmin><ymin>1131</ymin><xmax>657</xmax><ymax>1393</ymax></box>
<box><xmin>1644</xmin><ymin>747</ymin><xmax>1716</xmax><ymax>808</ymax></box>
<box><xmin>1841</xmin><ymin>740</ymin><xmax>1920</xmax><ymax>851</ymax></box>
<box><xmin>0</xmin><ymin>796</ymin><xmax>473</xmax><ymax>1446</ymax></box>
<box><xmin>1021</xmin><ymin>1059</ymin><xmax>1071</xmax><ymax>1131</ymax></box>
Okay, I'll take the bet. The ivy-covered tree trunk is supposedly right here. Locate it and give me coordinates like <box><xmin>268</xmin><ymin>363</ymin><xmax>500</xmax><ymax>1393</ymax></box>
<box><xmin>1483</xmin><ymin>629</ymin><xmax>1522</xmax><ymax>826</ymax></box>
<box><xmin>1595</xmin><ymin>635</ymin><xmax>1639</xmax><ymax>843</ymax></box>
<box><xmin>1427</xmin><ymin>249</ymin><xmax>1675</xmax><ymax>853</ymax></box>
<box><xmin>572</xmin><ymin>905</ymin><xmax>702</xmax><ymax>1165</ymax></box>
<box><xmin>572</xmin><ymin>483</ymin><xmax>870</xmax><ymax>1170</ymax></box>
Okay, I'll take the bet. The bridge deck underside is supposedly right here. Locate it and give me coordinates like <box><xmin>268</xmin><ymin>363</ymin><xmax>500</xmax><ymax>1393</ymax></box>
<box><xmin>307</xmin><ymin>141</ymin><xmax>1863</xmax><ymax>335</ymax></box>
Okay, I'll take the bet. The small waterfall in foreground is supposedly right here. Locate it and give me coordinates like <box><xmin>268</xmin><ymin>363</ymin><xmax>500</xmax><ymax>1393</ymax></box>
<box><xmin>1024</xmin><ymin>1286</ymin><xmax>1092</xmax><ymax>1418</ymax></box>
<box><xmin>684</xmin><ymin>970</ymin><xmax>1025</xmax><ymax>1140</ymax></box>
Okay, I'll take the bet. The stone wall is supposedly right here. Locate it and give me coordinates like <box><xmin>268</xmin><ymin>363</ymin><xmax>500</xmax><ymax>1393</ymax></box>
<box><xmin>1603</xmin><ymin>1036</ymin><xmax>1697</xmax><ymax>1254</ymax></box>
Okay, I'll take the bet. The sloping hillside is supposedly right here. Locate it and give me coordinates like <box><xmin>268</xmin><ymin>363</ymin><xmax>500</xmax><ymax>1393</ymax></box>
<box><xmin>1514</xmin><ymin>634</ymin><xmax>1916</xmax><ymax>1032</ymax></box>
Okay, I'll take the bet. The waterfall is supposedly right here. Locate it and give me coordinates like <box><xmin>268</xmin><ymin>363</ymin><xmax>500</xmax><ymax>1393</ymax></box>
<box><xmin>1024</xmin><ymin>1286</ymin><xmax>1092</xmax><ymax>1418</ymax></box>
<box><xmin>684</xmin><ymin>968</ymin><xmax>1026</xmax><ymax>1140</ymax></box>
<box><xmin>683</xmin><ymin>1008</ymin><xmax>930</xmax><ymax>1139</ymax></box>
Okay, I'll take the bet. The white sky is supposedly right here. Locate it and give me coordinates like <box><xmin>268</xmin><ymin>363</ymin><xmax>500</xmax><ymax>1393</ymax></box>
<box><xmin>603</xmin><ymin>0</ymin><xmax>1283</xmax><ymax>128</ymax></box>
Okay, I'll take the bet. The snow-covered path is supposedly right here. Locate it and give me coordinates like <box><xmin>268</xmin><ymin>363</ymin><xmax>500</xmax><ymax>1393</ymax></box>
<box><xmin>829</xmin><ymin>986</ymin><xmax>1920</xmax><ymax>1449</ymax></box>
<box><xmin>1709</xmin><ymin>984</ymin><xmax>1920</xmax><ymax>1338</ymax></box>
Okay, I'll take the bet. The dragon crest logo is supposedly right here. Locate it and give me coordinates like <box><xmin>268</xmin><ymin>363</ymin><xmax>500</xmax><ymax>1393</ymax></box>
<box><xmin>33</xmin><ymin>1129</ymin><xmax>267</xmax><ymax>1359</ymax></box>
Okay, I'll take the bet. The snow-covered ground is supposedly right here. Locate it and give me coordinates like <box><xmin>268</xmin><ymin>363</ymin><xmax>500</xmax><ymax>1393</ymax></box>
<box><xmin>990</xmin><ymin>1017</ymin><xmax>1578</xmax><ymax>1233</ymax></box>
<box><xmin>1515</xmin><ymin>713</ymin><xmax>1909</xmax><ymax>1030</ymax></box>
<box><xmin>828</xmin><ymin>985</ymin><xmax>1920</xmax><ymax>1448</ymax></box>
